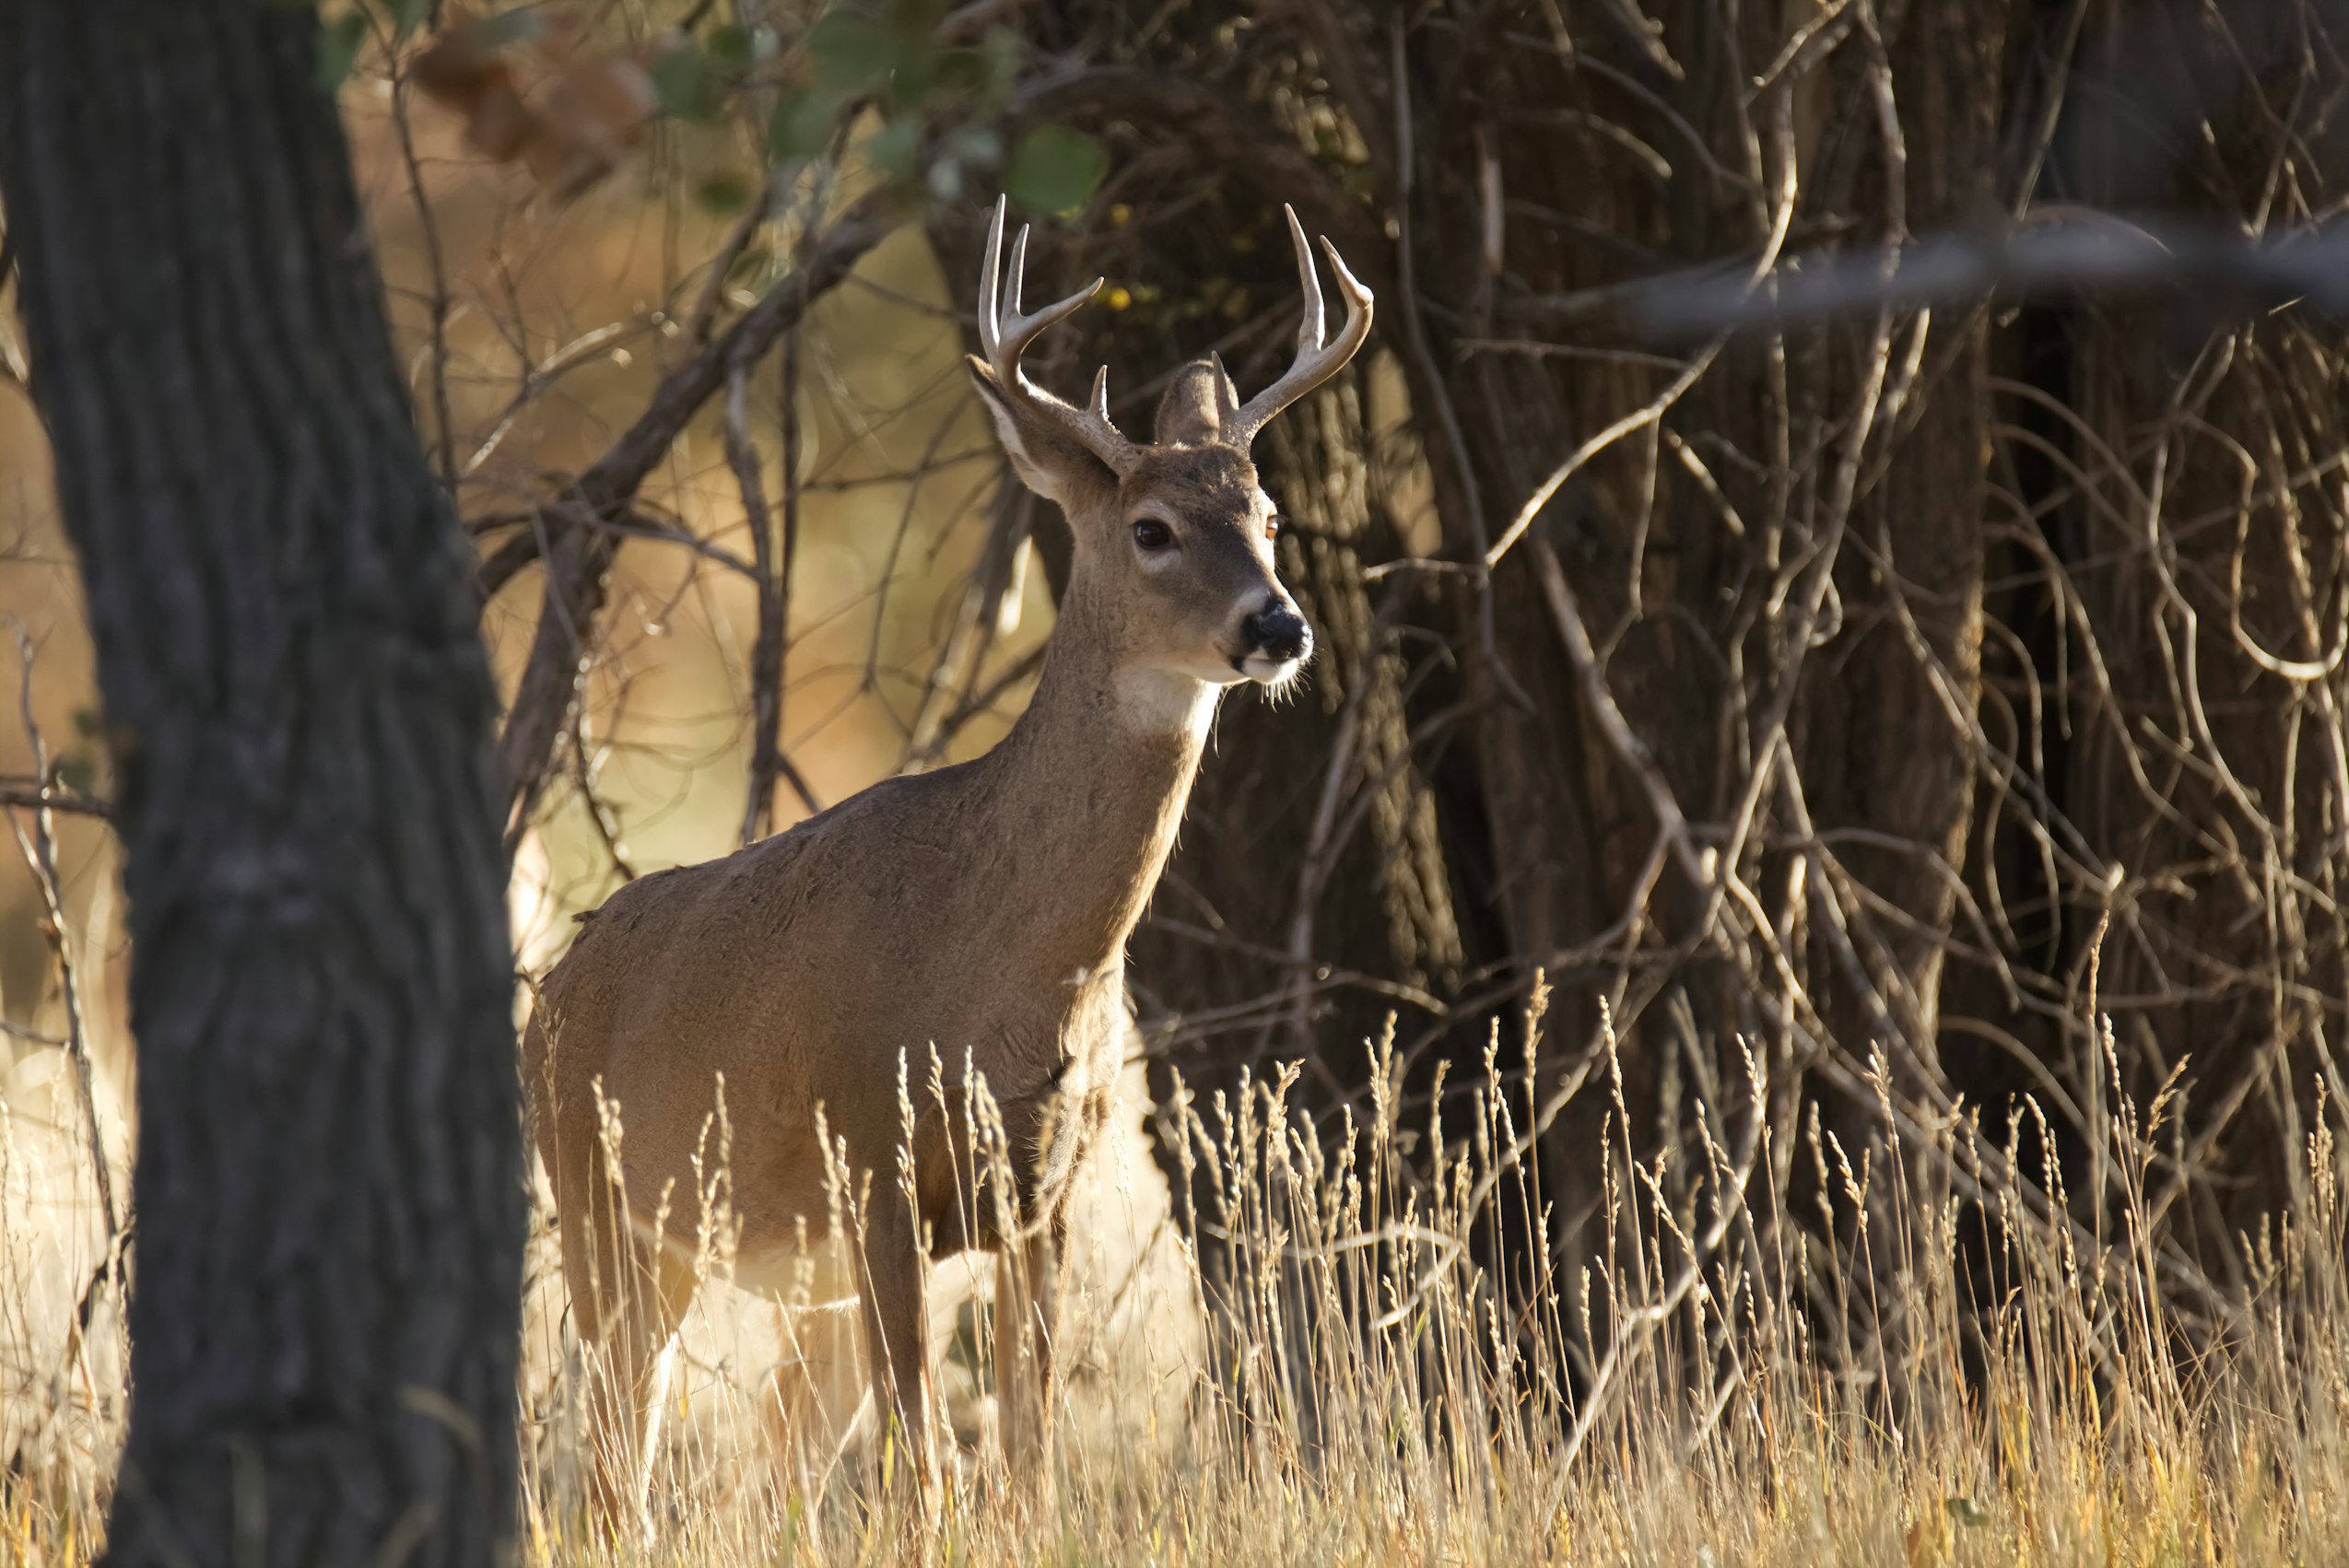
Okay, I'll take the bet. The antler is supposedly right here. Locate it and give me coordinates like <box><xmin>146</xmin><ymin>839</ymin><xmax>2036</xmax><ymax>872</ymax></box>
<box><xmin>1229</xmin><ymin>205</ymin><xmax>1376</xmax><ymax>447</ymax></box>
<box><xmin>976</xmin><ymin>195</ymin><xmax>1141</xmax><ymax>476</ymax></box>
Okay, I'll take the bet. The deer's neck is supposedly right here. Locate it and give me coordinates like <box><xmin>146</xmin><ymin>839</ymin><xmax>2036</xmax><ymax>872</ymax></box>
<box><xmin>984</xmin><ymin>608</ymin><xmax>1218</xmax><ymax>983</ymax></box>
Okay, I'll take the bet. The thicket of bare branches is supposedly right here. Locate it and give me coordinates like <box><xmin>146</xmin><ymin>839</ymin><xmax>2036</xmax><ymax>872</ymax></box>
<box><xmin>969</xmin><ymin>0</ymin><xmax>2349</xmax><ymax>1332</ymax></box>
<box><xmin>354</xmin><ymin>0</ymin><xmax>2345</xmax><ymax>1335</ymax></box>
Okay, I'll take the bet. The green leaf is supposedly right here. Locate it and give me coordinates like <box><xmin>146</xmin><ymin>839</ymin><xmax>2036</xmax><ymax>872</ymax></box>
<box><xmin>694</xmin><ymin>170</ymin><xmax>758</xmax><ymax>216</ymax></box>
<box><xmin>471</xmin><ymin>9</ymin><xmax>544</xmax><ymax>50</ymax></box>
<box><xmin>316</xmin><ymin>11</ymin><xmax>369</xmax><ymax>93</ymax></box>
<box><xmin>902</xmin><ymin>22</ymin><xmax>1002</xmax><ymax>112</ymax></box>
<box><xmin>976</xmin><ymin>26</ymin><xmax>1018</xmax><ymax>110</ymax></box>
<box><xmin>705</xmin><ymin>24</ymin><xmax>754</xmax><ymax>72</ymax></box>
<box><xmin>865</xmin><ymin>116</ymin><xmax>921</xmax><ymax>181</ymax></box>
<box><xmin>649</xmin><ymin>44</ymin><xmax>719</xmax><ymax>122</ymax></box>
<box><xmin>807</xmin><ymin>9</ymin><xmax>900</xmax><ymax>93</ymax></box>
<box><xmin>883</xmin><ymin>47</ymin><xmax>936</xmax><ymax>112</ymax></box>
<box><xmin>1004</xmin><ymin>124</ymin><xmax>1107</xmax><ymax>216</ymax></box>
<box><xmin>387</xmin><ymin>0</ymin><xmax>433</xmax><ymax>41</ymax></box>
<box><xmin>883</xmin><ymin>0</ymin><xmax>952</xmax><ymax>31</ymax></box>
<box><xmin>54</xmin><ymin>753</ymin><xmax>96</xmax><ymax>799</ymax></box>
<box><xmin>934</xmin><ymin>33</ymin><xmax>1013</xmax><ymax>109</ymax></box>
<box><xmin>768</xmin><ymin>84</ymin><xmax>843</xmax><ymax>162</ymax></box>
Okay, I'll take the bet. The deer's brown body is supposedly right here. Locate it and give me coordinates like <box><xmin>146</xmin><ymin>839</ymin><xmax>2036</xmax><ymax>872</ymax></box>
<box><xmin>523</xmin><ymin>198</ymin><xmax>1370</xmax><ymax>1528</ymax></box>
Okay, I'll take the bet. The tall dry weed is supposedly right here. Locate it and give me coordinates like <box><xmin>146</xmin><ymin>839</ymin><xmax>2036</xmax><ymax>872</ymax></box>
<box><xmin>6</xmin><ymin>989</ymin><xmax>2347</xmax><ymax>1566</ymax></box>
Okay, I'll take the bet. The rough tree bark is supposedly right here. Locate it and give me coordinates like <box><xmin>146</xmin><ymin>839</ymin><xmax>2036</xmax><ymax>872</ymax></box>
<box><xmin>0</xmin><ymin>7</ymin><xmax>523</xmax><ymax>1568</ymax></box>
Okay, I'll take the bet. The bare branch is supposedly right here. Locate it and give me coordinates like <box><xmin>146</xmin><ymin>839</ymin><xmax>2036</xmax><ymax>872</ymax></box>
<box><xmin>496</xmin><ymin>192</ymin><xmax>896</xmax><ymax>850</ymax></box>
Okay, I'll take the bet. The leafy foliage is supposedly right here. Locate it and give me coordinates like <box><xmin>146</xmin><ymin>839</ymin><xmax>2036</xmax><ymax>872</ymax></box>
<box><xmin>1004</xmin><ymin>123</ymin><xmax>1108</xmax><ymax>216</ymax></box>
<box><xmin>315</xmin><ymin>11</ymin><xmax>370</xmax><ymax>93</ymax></box>
<box><xmin>314</xmin><ymin>0</ymin><xmax>1109</xmax><ymax>217</ymax></box>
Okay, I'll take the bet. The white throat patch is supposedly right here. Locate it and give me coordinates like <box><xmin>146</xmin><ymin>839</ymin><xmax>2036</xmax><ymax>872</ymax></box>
<box><xmin>1116</xmin><ymin>668</ymin><xmax>1222</xmax><ymax>740</ymax></box>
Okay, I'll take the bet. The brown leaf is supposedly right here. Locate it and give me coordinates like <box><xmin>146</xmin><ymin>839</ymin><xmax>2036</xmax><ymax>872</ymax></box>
<box><xmin>409</xmin><ymin>6</ymin><xmax>655</xmax><ymax>200</ymax></box>
<box><xmin>528</xmin><ymin>52</ymin><xmax>659</xmax><ymax>197</ymax></box>
<box><xmin>413</xmin><ymin>13</ymin><xmax>544</xmax><ymax>162</ymax></box>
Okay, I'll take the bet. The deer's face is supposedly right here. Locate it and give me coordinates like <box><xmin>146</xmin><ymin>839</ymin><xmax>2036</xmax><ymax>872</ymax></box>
<box><xmin>1110</xmin><ymin>439</ymin><xmax>1309</xmax><ymax>690</ymax></box>
<box><xmin>964</xmin><ymin>200</ymin><xmax>1370</xmax><ymax>718</ymax></box>
<box><xmin>975</xmin><ymin>360</ymin><xmax>1312</xmax><ymax>695</ymax></box>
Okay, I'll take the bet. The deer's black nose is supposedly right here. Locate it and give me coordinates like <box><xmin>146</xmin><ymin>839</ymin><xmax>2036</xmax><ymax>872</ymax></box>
<box><xmin>1243</xmin><ymin>606</ymin><xmax>1312</xmax><ymax>663</ymax></box>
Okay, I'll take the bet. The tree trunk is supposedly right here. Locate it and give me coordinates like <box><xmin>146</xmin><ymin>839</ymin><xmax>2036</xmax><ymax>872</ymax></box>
<box><xmin>0</xmin><ymin>7</ymin><xmax>523</xmax><ymax>1568</ymax></box>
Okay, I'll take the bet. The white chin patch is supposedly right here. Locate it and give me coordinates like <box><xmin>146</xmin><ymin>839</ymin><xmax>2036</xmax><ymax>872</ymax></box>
<box><xmin>1240</xmin><ymin>653</ymin><xmax>1303</xmax><ymax>687</ymax></box>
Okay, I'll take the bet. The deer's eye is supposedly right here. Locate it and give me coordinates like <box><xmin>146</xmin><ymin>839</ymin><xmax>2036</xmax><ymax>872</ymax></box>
<box><xmin>1133</xmin><ymin>518</ymin><xmax>1175</xmax><ymax>551</ymax></box>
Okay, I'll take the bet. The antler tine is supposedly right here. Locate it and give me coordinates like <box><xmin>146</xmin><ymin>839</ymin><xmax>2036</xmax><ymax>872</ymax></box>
<box><xmin>1231</xmin><ymin>205</ymin><xmax>1375</xmax><ymax>446</ymax></box>
<box><xmin>979</xmin><ymin>195</ymin><xmax>1004</xmax><ymax>361</ymax></box>
<box><xmin>1005</xmin><ymin>222</ymin><xmax>1030</xmax><ymax>320</ymax></box>
<box><xmin>975</xmin><ymin>195</ymin><xmax>1139</xmax><ymax>475</ymax></box>
<box><xmin>1286</xmin><ymin>207</ymin><xmax>1326</xmax><ymax>357</ymax></box>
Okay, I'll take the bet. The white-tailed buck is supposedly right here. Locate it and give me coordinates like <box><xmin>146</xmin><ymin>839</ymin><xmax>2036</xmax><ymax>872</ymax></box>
<box><xmin>524</xmin><ymin>195</ymin><xmax>1371</xmax><ymax>1526</ymax></box>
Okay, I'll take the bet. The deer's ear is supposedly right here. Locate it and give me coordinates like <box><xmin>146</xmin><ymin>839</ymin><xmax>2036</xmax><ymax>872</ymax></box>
<box><xmin>969</xmin><ymin>357</ymin><xmax>1119</xmax><ymax>514</ymax></box>
<box><xmin>1153</xmin><ymin>356</ymin><xmax>1243</xmax><ymax>447</ymax></box>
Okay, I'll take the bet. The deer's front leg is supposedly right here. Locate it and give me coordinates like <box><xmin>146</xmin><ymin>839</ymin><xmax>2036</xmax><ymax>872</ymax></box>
<box><xmin>856</xmin><ymin>1211</ymin><xmax>939</xmax><ymax>1492</ymax></box>
<box><xmin>995</xmin><ymin>1208</ymin><xmax>1065</xmax><ymax>1483</ymax></box>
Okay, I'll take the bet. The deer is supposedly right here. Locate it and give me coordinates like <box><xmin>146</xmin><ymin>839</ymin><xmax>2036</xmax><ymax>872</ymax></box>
<box><xmin>523</xmin><ymin>194</ymin><xmax>1372</xmax><ymax>1529</ymax></box>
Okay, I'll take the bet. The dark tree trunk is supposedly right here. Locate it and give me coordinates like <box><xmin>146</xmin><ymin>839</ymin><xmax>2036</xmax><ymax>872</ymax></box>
<box><xmin>0</xmin><ymin>7</ymin><xmax>523</xmax><ymax>1568</ymax></box>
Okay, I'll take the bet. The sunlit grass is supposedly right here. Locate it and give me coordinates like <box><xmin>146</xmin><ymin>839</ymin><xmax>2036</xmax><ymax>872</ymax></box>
<box><xmin>6</xmin><ymin>994</ymin><xmax>2347</xmax><ymax>1566</ymax></box>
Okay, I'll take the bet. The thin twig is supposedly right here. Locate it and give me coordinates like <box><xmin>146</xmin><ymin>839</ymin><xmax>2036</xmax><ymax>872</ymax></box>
<box><xmin>384</xmin><ymin>24</ymin><xmax>459</xmax><ymax>489</ymax></box>
<box><xmin>734</xmin><ymin>328</ymin><xmax>821</xmax><ymax>840</ymax></box>
<box><xmin>5</xmin><ymin>619</ymin><xmax>119</xmax><ymax>1251</ymax></box>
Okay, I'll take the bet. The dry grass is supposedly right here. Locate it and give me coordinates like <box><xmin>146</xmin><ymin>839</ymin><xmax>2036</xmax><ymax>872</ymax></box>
<box><xmin>5</xmin><ymin>989</ymin><xmax>2348</xmax><ymax>1568</ymax></box>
